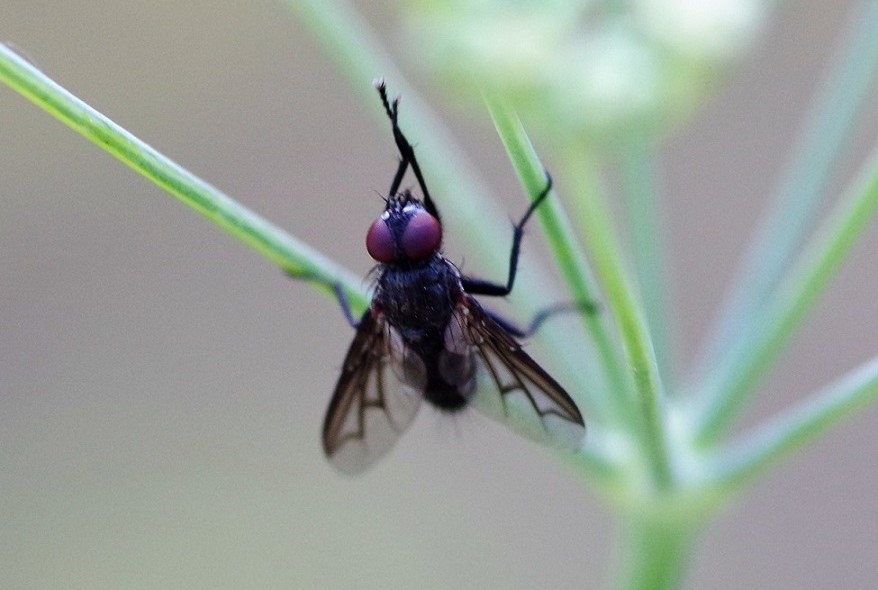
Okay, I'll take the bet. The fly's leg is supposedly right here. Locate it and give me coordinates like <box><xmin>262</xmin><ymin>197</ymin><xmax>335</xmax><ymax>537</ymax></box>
<box><xmin>282</xmin><ymin>82</ymin><xmax>418</xmax><ymax>330</ymax></box>
<box><xmin>374</xmin><ymin>79</ymin><xmax>441</xmax><ymax>221</ymax></box>
<box><xmin>461</xmin><ymin>174</ymin><xmax>553</xmax><ymax>297</ymax></box>
<box><xmin>486</xmin><ymin>301</ymin><xmax>597</xmax><ymax>339</ymax></box>
<box><xmin>284</xmin><ymin>269</ymin><xmax>361</xmax><ymax>329</ymax></box>
<box><xmin>280</xmin><ymin>82</ymin><xmax>413</xmax><ymax>329</ymax></box>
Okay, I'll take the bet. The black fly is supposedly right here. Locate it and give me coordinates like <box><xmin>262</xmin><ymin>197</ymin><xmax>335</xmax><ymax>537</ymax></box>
<box><xmin>309</xmin><ymin>81</ymin><xmax>586</xmax><ymax>474</ymax></box>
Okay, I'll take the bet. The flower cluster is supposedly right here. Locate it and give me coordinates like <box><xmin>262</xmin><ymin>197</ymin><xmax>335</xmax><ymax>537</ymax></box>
<box><xmin>402</xmin><ymin>0</ymin><xmax>767</xmax><ymax>146</ymax></box>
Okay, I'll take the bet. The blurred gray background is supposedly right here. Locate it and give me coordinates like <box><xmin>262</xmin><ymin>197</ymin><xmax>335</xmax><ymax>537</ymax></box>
<box><xmin>2</xmin><ymin>1</ymin><xmax>878</xmax><ymax>588</ymax></box>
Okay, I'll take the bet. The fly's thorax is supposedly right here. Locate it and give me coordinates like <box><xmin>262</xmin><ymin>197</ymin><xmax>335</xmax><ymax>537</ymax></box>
<box><xmin>374</xmin><ymin>255</ymin><xmax>462</xmax><ymax>341</ymax></box>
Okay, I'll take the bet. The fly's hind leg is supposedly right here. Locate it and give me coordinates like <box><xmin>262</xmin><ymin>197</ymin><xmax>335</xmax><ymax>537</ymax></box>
<box><xmin>486</xmin><ymin>301</ymin><xmax>598</xmax><ymax>339</ymax></box>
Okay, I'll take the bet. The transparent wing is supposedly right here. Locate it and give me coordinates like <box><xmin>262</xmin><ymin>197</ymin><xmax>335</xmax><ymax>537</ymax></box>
<box><xmin>322</xmin><ymin>308</ymin><xmax>425</xmax><ymax>474</ymax></box>
<box><xmin>444</xmin><ymin>296</ymin><xmax>586</xmax><ymax>450</ymax></box>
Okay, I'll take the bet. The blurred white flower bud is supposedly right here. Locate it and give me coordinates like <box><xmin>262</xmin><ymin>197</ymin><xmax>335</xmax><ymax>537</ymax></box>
<box><xmin>400</xmin><ymin>0</ymin><xmax>770</xmax><ymax>146</ymax></box>
<box><xmin>635</xmin><ymin>0</ymin><xmax>767</xmax><ymax>62</ymax></box>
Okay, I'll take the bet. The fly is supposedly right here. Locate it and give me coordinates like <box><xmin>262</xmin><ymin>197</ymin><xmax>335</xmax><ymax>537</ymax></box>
<box><xmin>299</xmin><ymin>81</ymin><xmax>586</xmax><ymax>474</ymax></box>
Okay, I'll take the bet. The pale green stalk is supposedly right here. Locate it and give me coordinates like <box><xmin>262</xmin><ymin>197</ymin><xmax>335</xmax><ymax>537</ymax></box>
<box><xmin>0</xmin><ymin>42</ymin><xmax>367</xmax><ymax>312</ymax></box>
<box><xmin>486</xmin><ymin>96</ymin><xmax>633</xmax><ymax>426</ymax></box>
<box><xmin>619</xmin><ymin>141</ymin><xmax>674</xmax><ymax>386</ymax></box>
<box><xmin>695</xmin><ymin>141</ymin><xmax>878</xmax><ymax>442</ymax></box>
<box><xmin>691</xmin><ymin>0</ymin><xmax>878</xmax><ymax>392</ymax></box>
<box><xmin>562</xmin><ymin>151</ymin><xmax>673</xmax><ymax>490</ymax></box>
<box><xmin>612</xmin><ymin>517</ymin><xmax>698</xmax><ymax>590</ymax></box>
<box><xmin>710</xmin><ymin>353</ymin><xmax>878</xmax><ymax>492</ymax></box>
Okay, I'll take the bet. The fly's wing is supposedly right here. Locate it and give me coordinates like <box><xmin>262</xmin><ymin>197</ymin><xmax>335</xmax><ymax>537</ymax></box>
<box><xmin>444</xmin><ymin>296</ymin><xmax>586</xmax><ymax>450</ymax></box>
<box><xmin>323</xmin><ymin>308</ymin><xmax>426</xmax><ymax>474</ymax></box>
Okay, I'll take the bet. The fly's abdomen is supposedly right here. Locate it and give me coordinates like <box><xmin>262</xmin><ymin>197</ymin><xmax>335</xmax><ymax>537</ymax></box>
<box><xmin>424</xmin><ymin>349</ymin><xmax>476</xmax><ymax>412</ymax></box>
<box><xmin>424</xmin><ymin>349</ymin><xmax>477</xmax><ymax>412</ymax></box>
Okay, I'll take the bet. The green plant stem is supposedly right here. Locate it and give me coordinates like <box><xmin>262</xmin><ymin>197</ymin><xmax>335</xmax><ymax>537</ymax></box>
<box><xmin>695</xmin><ymin>141</ymin><xmax>878</xmax><ymax>442</ymax></box>
<box><xmin>0</xmin><ymin>43</ymin><xmax>368</xmax><ymax>312</ymax></box>
<box><xmin>692</xmin><ymin>0</ymin><xmax>878</xmax><ymax>390</ymax></box>
<box><xmin>563</xmin><ymin>152</ymin><xmax>673</xmax><ymax>489</ymax></box>
<box><xmin>619</xmin><ymin>140</ymin><xmax>673</xmax><ymax>386</ymax></box>
<box><xmin>614</xmin><ymin>515</ymin><xmax>697</xmax><ymax>590</ymax></box>
<box><xmin>486</xmin><ymin>97</ymin><xmax>632</xmax><ymax>425</ymax></box>
<box><xmin>709</xmin><ymin>354</ymin><xmax>878</xmax><ymax>493</ymax></box>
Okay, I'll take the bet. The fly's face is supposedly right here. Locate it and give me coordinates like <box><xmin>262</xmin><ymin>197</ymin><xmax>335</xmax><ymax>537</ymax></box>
<box><xmin>365</xmin><ymin>191</ymin><xmax>442</xmax><ymax>265</ymax></box>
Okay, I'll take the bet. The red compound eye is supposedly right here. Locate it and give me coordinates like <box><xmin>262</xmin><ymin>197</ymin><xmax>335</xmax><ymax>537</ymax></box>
<box><xmin>366</xmin><ymin>218</ymin><xmax>396</xmax><ymax>262</ymax></box>
<box><xmin>401</xmin><ymin>210</ymin><xmax>441</xmax><ymax>260</ymax></box>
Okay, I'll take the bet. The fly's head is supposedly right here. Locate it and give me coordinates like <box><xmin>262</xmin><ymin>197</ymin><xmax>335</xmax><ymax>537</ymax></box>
<box><xmin>366</xmin><ymin>189</ymin><xmax>442</xmax><ymax>264</ymax></box>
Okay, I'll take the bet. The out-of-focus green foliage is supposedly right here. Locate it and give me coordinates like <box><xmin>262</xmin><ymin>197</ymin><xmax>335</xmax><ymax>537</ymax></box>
<box><xmin>402</xmin><ymin>0</ymin><xmax>767</xmax><ymax>146</ymax></box>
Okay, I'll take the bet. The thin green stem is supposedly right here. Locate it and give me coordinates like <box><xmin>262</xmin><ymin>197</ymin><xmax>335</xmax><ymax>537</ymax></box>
<box><xmin>613</xmin><ymin>515</ymin><xmax>697</xmax><ymax>590</ymax></box>
<box><xmin>619</xmin><ymin>140</ymin><xmax>674</xmax><ymax>386</ymax></box>
<box><xmin>563</xmin><ymin>152</ymin><xmax>673</xmax><ymax>489</ymax></box>
<box><xmin>0</xmin><ymin>42</ymin><xmax>367</xmax><ymax>312</ymax></box>
<box><xmin>691</xmin><ymin>0</ymin><xmax>878</xmax><ymax>390</ymax></box>
<box><xmin>709</xmin><ymin>354</ymin><xmax>878</xmax><ymax>493</ymax></box>
<box><xmin>695</xmin><ymin>141</ymin><xmax>878</xmax><ymax>442</ymax></box>
<box><xmin>486</xmin><ymin>97</ymin><xmax>631</xmax><ymax>425</ymax></box>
